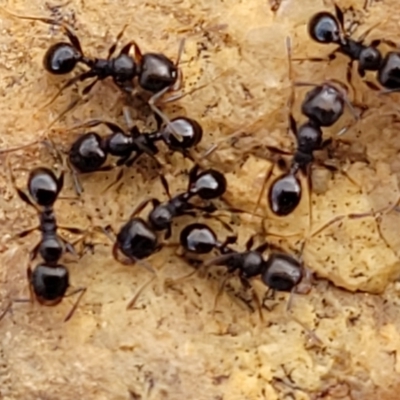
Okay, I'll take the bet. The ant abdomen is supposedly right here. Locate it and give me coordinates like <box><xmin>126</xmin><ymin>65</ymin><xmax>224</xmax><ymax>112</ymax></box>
<box><xmin>28</xmin><ymin>168</ymin><xmax>62</xmax><ymax>207</ymax></box>
<box><xmin>43</xmin><ymin>42</ymin><xmax>81</xmax><ymax>75</ymax></box>
<box><xmin>161</xmin><ymin>117</ymin><xmax>203</xmax><ymax>151</ymax></box>
<box><xmin>191</xmin><ymin>170</ymin><xmax>227</xmax><ymax>200</ymax></box>
<box><xmin>308</xmin><ymin>12</ymin><xmax>341</xmax><ymax>44</ymax></box>
<box><xmin>268</xmin><ymin>173</ymin><xmax>302</xmax><ymax>216</ymax></box>
<box><xmin>31</xmin><ymin>264</ymin><xmax>70</xmax><ymax>305</ymax></box>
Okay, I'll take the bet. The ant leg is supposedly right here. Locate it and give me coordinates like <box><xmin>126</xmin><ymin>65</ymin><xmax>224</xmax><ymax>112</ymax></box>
<box><xmin>292</xmin><ymin>52</ymin><xmax>337</xmax><ymax>63</ymax></box>
<box><xmin>253</xmin><ymin>164</ymin><xmax>274</xmax><ymax>215</ymax></box>
<box><xmin>14</xmin><ymin>225</ymin><xmax>39</xmax><ymax>240</ymax></box>
<box><xmin>163</xmin><ymin>269</ymin><xmax>198</xmax><ymax>290</ymax></box>
<box><xmin>357</xmin><ymin>22</ymin><xmax>381</xmax><ymax>43</ymax></box>
<box><xmin>120</xmin><ymin>41</ymin><xmax>142</xmax><ymax>61</ymax></box>
<box><xmin>346</xmin><ymin>60</ymin><xmax>357</xmax><ymax>96</ymax></box>
<box><xmin>126</xmin><ymin>275</ymin><xmax>157</xmax><ymax>310</ymax></box>
<box><xmin>63</xmin><ymin>287</ymin><xmax>87</xmax><ymax>322</ymax></box>
<box><xmin>212</xmin><ymin>274</ymin><xmax>230</xmax><ymax>315</ymax></box>
<box><xmin>160</xmin><ymin>175</ymin><xmax>172</xmax><ymax>200</ymax></box>
<box><xmin>107</xmin><ymin>24</ymin><xmax>128</xmax><ymax>60</ymax></box>
<box><xmin>6</xmin><ymin>157</ymin><xmax>38</xmax><ymax>210</ymax></box>
<box><xmin>29</xmin><ymin>241</ymin><xmax>41</xmax><ymax>261</ymax></box>
<box><xmin>128</xmin><ymin>198</ymin><xmax>159</xmax><ymax>219</ymax></box>
<box><xmin>0</xmin><ymin>301</ymin><xmax>12</xmax><ymax>323</ymax></box>
<box><xmin>0</xmin><ymin>140</ymin><xmax>39</xmax><ymax>154</ymax></box>
<box><xmin>39</xmin><ymin>70</ymin><xmax>96</xmax><ymax>112</ymax></box>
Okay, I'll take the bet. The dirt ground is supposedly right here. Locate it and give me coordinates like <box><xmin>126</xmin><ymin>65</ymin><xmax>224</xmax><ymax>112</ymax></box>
<box><xmin>1</xmin><ymin>0</ymin><xmax>400</xmax><ymax>399</ymax></box>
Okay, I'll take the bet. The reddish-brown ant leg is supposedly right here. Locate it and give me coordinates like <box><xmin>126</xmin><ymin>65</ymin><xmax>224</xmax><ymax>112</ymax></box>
<box><xmin>63</xmin><ymin>287</ymin><xmax>87</xmax><ymax>322</ymax></box>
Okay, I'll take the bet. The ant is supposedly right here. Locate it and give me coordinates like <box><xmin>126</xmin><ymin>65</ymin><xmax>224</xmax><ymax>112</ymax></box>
<box><xmin>66</xmin><ymin>109</ymin><xmax>203</xmax><ymax>193</ymax></box>
<box><xmin>254</xmin><ymin>39</ymin><xmax>356</xmax><ymax>217</ymax></box>
<box><xmin>306</xmin><ymin>4</ymin><xmax>384</xmax><ymax>84</ymax></box>
<box><xmin>178</xmin><ymin>222</ymin><xmax>308</xmax><ymax>315</ymax></box>
<box><xmin>1</xmin><ymin>8</ymin><xmax>184</xmax><ymax>127</ymax></box>
<box><xmin>111</xmin><ymin>165</ymin><xmax>227</xmax><ymax>266</ymax></box>
<box><xmin>306</xmin><ymin>4</ymin><xmax>400</xmax><ymax>93</ymax></box>
<box><xmin>5</xmin><ymin>166</ymin><xmax>86</xmax><ymax>321</ymax></box>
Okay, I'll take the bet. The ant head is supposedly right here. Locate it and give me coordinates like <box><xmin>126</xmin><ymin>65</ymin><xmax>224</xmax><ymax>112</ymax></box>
<box><xmin>180</xmin><ymin>223</ymin><xmax>218</xmax><ymax>254</ymax></box>
<box><xmin>39</xmin><ymin>236</ymin><xmax>64</xmax><ymax>264</ymax></box>
<box><xmin>28</xmin><ymin>167</ymin><xmax>62</xmax><ymax>207</ymax></box>
<box><xmin>190</xmin><ymin>169</ymin><xmax>227</xmax><ymax>200</ymax></box>
<box><xmin>240</xmin><ymin>251</ymin><xmax>266</xmax><ymax>279</ymax></box>
<box><xmin>268</xmin><ymin>172</ymin><xmax>302</xmax><ymax>216</ymax></box>
<box><xmin>359</xmin><ymin>46</ymin><xmax>382</xmax><ymax>73</ymax></box>
<box><xmin>43</xmin><ymin>42</ymin><xmax>81</xmax><ymax>75</ymax></box>
<box><xmin>301</xmin><ymin>83</ymin><xmax>345</xmax><ymax>127</ymax></box>
<box><xmin>31</xmin><ymin>264</ymin><xmax>69</xmax><ymax>305</ymax></box>
<box><xmin>69</xmin><ymin>132</ymin><xmax>107</xmax><ymax>173</ymax></box>
<box><xmin>138</xmin><ymin>53</ymin><xmax>178</xmax><ymax>93</ymax></box>
<box><xmin>162</xmin><ymin>117</ymin><xmax>203</xmax><ymax>151</ymax></box>
<box><xmin>117</xmin><ymin>218</ymin><xmax>159</xmax><ymax>260</ymax></box>
<box><xmin>308</xmin><ymin>11</ymin><xmax>341</xmax><ymax>44</ymax></box>
<box><xmin>261</xmin><ymin>253</ymin><xmax>303</xmax><ymax>291</ymax></box>
<box><xmin>148</xmin><ymin>203</ymin><xmax>173</xmax><ymax>232</ymax></box>
<box><xmin>112</xmin><ymin>53</ymin><xmax>137</xmax><ymax>83</ymax></box>
<box><xmin>378</xmin><ymin>52</ymin><xmax>400</xmax><ymax>89</ymax></box>
<box><xmin>104</xmin><ymin>130</ymin><xmax>136</xmax><ymax>157</ymax></box>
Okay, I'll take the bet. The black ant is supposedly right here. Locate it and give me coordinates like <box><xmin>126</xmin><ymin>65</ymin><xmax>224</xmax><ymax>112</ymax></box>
<box><xmin>178</xmin><ymin>222</ymin><xmax>308</xmax><ymax>315</ymax></box>
<box><xmin>66</xmin><ymin>109</ymin><xmax>203</xmax><ymax>193</ymax></box>
<box><xmin>1</xmin><ymin>8</ymin><xmax>184</xmax><ymax>126</ymax></box>
<box><xmin>5</xmin><ymin>166</ymin><xmax>86</xmax><ymax>321</ymax></box>
<box><xmin>111</xmin><ymin>165</ymin><xmax>227</xmax><ymax>266</ymax></box>
<box><xmin>254</xmin><ymin>40</ymin><xmax>356</xmax><ymax>218</ymax></box>
<box><xmin>306</xmin><ymin>4</ymin><xmax>383</xmax><ymax>83</ymax></box>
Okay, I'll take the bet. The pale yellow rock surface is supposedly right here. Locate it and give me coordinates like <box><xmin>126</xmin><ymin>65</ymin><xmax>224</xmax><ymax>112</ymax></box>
<box><xmin>1</xmin><ymin>0</ymin><xmax>400</xmax><ymax>399</ymax></box>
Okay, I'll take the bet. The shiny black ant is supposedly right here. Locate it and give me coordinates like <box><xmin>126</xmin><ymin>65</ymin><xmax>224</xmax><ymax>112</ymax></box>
<box><xmin>111</xmin><ymin>165</ymin><xmax>227</xmax><ymax>266</ymax></box>
<box><xmin>5</xmin><ymin>166</ymin><xmax>86</xmax><ymax>321</ymax></box>
<box><xmin>66</xmin><ymin>109</ymin><xmax>203</xmax><ymax>193</ymax></box>
<box><xmin>253</xmin><ymin>39</ymin><xmax>357</xmax><ymax>217</ymax></box>
<box><xmin>305</xmin><ymin>4</ymin><xmax>384</xmax><ymax>83</ymax></box>
<box><xmin>178</xmin><ymin>222</ymin><xmax>308</xmax><ymax>315</ymax></box>
<box><xmin>1</xmin><ymin>8</ymin><xmax>184</xmax><ymax>126</ymax></box>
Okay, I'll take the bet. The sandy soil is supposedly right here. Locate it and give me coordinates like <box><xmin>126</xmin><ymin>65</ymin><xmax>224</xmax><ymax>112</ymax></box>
<box><xmin>1</xmin><ymin>0</ymin><xmax>400</xmax><ymax>399</ymax></box>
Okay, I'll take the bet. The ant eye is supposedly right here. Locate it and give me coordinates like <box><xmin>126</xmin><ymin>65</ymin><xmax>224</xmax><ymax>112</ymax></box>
<box><xmin>43</xmin><ymin>42</ymin><xmax>80</xmax><ymax>74</ymax></box>
<box><xmin>261</xmin><ymin>254</ymin><xmax>302</xmax><ymax>292</ymax></box>
<box><xmin>28</xmin><ymin>168</ymin><xmax>60</xmax><ymax>207</ymax></box>
<box><xmin>308</xmin><ymin>12</ymin><xmax>341</xmax><ymax>44</ymax></box>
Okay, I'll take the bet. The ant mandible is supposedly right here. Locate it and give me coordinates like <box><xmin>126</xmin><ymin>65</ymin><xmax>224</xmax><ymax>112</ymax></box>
<box><xmin>1</xmin><ymin>8</ymin><xmax>184</xmax><ymax>126</ymax></box>
<box><xmin>5</xmin><ymin>165</ymin><xmax>86</xmax><ymax>321</ymax></box>
<box><xmin>111</xmin><ymin>165</ymin><xmax>227</xmax><ymax>266</ymax></box>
